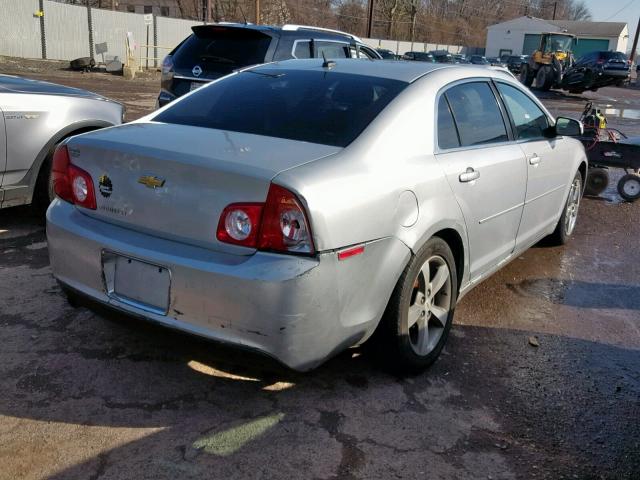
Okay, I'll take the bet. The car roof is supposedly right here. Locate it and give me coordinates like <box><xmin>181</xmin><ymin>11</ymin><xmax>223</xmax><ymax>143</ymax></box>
<box><xmin>192</xmin><ymin>22</ymin><xmax>364</xmax><ymax>42</ymax></box>
<box><xmin>250</xmin><ymin>59</ymin><xmax>513</xmax><ymax>83</ymax></box>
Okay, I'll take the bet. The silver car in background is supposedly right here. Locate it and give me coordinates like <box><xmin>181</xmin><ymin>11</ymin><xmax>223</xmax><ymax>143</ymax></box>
<box><xmin>0</xmin><ymin>75</ymin><xmax>123</xmax><ymax>209</ymax></box>
<box><xmin>47</xmin><ymin>60</ymin><xmax>587</xmax><ymax>372</ymax></box>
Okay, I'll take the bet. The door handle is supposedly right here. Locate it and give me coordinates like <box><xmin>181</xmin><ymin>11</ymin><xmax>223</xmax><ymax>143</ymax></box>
<box><xmin>459</xmin><ymin>167</ymin><xmax>480</xmax><ymax>183</ymax></box>
<box><xmin>529</xmin><ymin>154</ymin><xmax>541</xmax><ymax>166</ymax></box>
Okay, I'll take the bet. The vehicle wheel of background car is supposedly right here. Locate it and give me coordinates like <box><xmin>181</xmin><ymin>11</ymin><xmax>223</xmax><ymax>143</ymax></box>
<box><xmin>548</xmin><ymin>170</ymin><xmax>583</xmax><ymax>245</ymax></box>
<box><xmin>617</xmin><ymin>173</ymin><xmax>640</xmax><ymax>202</ymax></box>
<box><xmin>374</xmin><ymin>236</ymin><xmax>457</xmax><ymax>373</ymax></box>
<box><xmin>520</xmin><ymin>64</ymin><xmax>534</xmax><ymax>87</ymax></box>
<box><xmin>535</xmin><ymin>66</ymin><xmax>553</xmax><ymax>91</ymax></box>
<box><xmin>33</xmin><ymin>154</ymin><xmax>55</xmax><ymax>211</ymax></box>
<box><xmin>584</xmin><ymin>167</ymin><xmax>609</xmax><ymax>196</ymax></box>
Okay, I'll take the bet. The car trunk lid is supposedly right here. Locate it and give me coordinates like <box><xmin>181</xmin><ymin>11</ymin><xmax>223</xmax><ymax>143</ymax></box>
<box><xmin>67</xmin><ymin>122</ymin><xmax>340</xmax><ymax>254</ymax></box>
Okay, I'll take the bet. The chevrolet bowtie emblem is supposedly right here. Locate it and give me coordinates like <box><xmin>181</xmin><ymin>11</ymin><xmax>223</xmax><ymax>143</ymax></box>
<box><xmin>138</xmin><ymin>175</ymin><xmax>166</xmax><ymax>189</ymax></box>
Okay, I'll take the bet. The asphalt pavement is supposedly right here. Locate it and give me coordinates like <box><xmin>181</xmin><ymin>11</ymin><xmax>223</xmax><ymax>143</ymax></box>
<box><xmin>0</xmin><ymin>60</ymin><xmax>638</xmax><ymax>480</ymax></box>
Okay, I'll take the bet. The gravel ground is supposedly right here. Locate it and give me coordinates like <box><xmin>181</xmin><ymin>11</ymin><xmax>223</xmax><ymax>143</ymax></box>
<box><xmin>0</xmin><ymin>58</ymin><xmax>639</xmax><ymax>480</ymax></box>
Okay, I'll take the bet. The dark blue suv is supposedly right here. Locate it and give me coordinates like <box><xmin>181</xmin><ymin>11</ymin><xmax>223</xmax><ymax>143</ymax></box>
<box><xmin>158</xmin><ymin>23</ymin><xmax>381</xmax><ymax>107</ymax></box>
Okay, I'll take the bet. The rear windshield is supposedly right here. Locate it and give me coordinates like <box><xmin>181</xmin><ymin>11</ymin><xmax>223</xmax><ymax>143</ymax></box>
<box><xmin>173</xmin><ymin>27</ymin><xmax>272</xmax><ymax>74</ymax></box>
<box><xmin>154</xmin><ymin>69</ymin><xmax>408</xmax><ymax>147</ymax></box>
<box><xmin>601</xmin><ymin>51</ymin><xmax>628</xmax><ymax>61</ymax></box>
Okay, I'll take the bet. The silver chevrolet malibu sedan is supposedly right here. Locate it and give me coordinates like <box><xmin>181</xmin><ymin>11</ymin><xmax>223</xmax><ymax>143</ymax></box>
<box><xmin>47</xmin><ymin>59</ymin><xmax>587</xmax><ymax>371</ymax></box>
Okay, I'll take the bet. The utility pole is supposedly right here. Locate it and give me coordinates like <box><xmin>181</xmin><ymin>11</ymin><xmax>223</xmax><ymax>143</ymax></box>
<box><xmin>255</xmin><ymin>0</ymin><xmax>260</xmax><ymax>24</ymax></box>
<box><xmin>366</xmin><ymin>0</ymin><xmax>374</xmax><ymax>38</ymax></box>
<box><xmin>630</xmin><ymin>17</ymin><xmax>640</xmax><ymax>64</ymax></box>
<box><xmin>552</xmin><ymin>1</ymin><xmax>557</xmax><ymax>20</ymax></box>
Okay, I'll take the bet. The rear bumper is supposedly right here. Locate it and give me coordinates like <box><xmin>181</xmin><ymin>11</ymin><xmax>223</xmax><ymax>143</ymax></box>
<box><xmin>46</xmin><ymin>200</ymin><xmax>410</xmax><ymax>370</ymax></box>
<box><xmin>600</xmin><ymin>69</ymin><xmax>630</xmax><ymax>78</ymax></box>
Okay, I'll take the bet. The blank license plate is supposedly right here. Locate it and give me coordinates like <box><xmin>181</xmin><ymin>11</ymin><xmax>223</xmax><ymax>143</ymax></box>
<box><xmin>112</xmin><ymin>256</ymin><xmax>170</xmax><ymax>314</ymax></box>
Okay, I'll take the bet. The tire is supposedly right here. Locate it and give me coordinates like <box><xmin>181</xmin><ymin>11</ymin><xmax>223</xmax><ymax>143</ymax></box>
<box><xmin>373</xmin><ymin>237</ymin><xmax>458</xmax><ymax>373</ymax></box>
<box><xmin>536</xmin><ymin>66</ymin><xmax>553</xmax><ymax>91</ymax></box>
<box><xmin>520</xmin><ymin>64</ymin><xmax>534</xmax><ymax>87</ymax></box>
<box><xmin>33</xmin><ymin>153</ymin><xmax>55</xmax><ymax>211</ymax></box>
<box><xmin>617</xmin><ymin>174</ymin><xmax>640</xmax><ymax>202</ymax></box>
<box><xmin>584</xmin><ymin>167</ymin><xmax>609</xmax><ymax>196</ymax></box>
<box><xmin>548</xmin><ymin>170</ymin><xmax>583</xmax><ymax>245</ymax></box>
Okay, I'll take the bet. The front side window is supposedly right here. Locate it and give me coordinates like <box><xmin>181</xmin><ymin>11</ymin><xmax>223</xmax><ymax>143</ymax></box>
<box><xmin>444</xmin><ymin>82</ymin><xmax>508</xmax><ymax>147</ymax></box>
<box><xmin>154</xmin><ymin>69</ymin><xmax>408</xmax><ymax>148</ymax></box>
<box><xmin>497</xmin><ymin>83</ymin><xmax>549</xmax><ymax>140</ymax></box>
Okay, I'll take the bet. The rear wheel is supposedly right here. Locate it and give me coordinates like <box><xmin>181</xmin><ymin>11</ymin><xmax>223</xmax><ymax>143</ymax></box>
<box><xmin>584</xmin><ymin>167</ymin><xmax>609</xmax><ymax>196</ymax></box>
<box><xmin>548</xmin><ymin>170</ymin><xmax>583</xmax><ymax>245</ymax></box>
<box><xmin>374</xmin><ymin>237</ymin><xmax>457</xmax><ymax>373</ymax></box>
<box><xmin>33</xmin><ymin>154</ymin><xmax>55</xmax><ymax>211</ymax></box>
<box><xmin>520</xmin><ymin>64</ymin><xmax>534</xmax><ymax>87</ymax></box>
<box><xmin>617</xmin><ymin>174</ymin><xmax>640</xmax><ymax>202</ymax></box>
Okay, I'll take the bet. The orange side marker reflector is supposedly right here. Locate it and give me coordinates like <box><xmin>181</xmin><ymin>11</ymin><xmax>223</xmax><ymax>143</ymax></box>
<box><xmin>338</xmin><ymin>245</ymin><xmax>365</xmax><ymax>261</ymax></box>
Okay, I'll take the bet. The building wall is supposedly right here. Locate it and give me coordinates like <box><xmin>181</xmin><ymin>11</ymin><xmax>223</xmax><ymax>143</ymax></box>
<box><xmin>487</xmin><ymin>17</ymin><xmax>629</xmax><ymax>57</ymax></box>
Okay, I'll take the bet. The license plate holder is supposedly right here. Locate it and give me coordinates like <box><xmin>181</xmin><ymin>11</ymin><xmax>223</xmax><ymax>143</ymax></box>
<box><xmin>190</xmin><ymin>81</ymin><xmax>202</xmax><ymax>91</ymax></box>
<box><xmin>102</xmin><ymin>251</ymin><xmax>170</xmax><ymax>315</ymax></box>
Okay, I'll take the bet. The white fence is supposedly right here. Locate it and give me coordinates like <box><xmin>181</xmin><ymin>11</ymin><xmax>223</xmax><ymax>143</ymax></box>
<box><xmin>364</xmin><ymin>38</ymin><xmax>464</xmax><ymax>55</ymax></box>
<box><xmin>0</xmin><ymin>0</ymin><xmax>202</xmax><ymax>63</ymax></box>
<box><xmin>0</xmin><ymin>0</ymin><xmax>475</xmax><ymax>64</ymax></box>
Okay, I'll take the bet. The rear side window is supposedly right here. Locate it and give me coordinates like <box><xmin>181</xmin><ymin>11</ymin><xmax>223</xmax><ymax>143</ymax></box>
<box><xmin>497</xmin><ymin>83</ymin><xmax>549</xmax><ymax>140</ymax></box>
<box><xmin>154</xmin><ymin>69</ymin><xmax>408</xmax><ymax>148</ymax></box>
<box><xmin>293</xmin><ymin>41</ymin><xmax>312</xmax><ymax>59</ymax></box>
<box><xmin>437</xmin><ymin>96</ymin><xmax>460</xmax><ymax>149</ymax></box>
<box><xmin>315</xmin><ymin>41</ymin><xmax>350</xmax><ymax>59</ymax></box>
<box><xmin>173</xmin><ymin>27</ymin><xmax>272</xmax><ymax>74</ymax></box>
<box><xmin>444</xmin><ymin>82</ymin><xmax>508</xmax><ymax>147</ymax></box>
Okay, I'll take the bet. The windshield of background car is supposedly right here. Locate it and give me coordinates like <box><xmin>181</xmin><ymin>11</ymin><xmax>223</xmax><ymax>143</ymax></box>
<box><xmin>153</xmin><ymin>69</ymin><xmax>408</xmax><ymax>148</ymax></box>
<box><xmin>601</xmin><ymin>51</ymin><xmax>628</xmax><ymax>61</ymax></box>
<box><xmin>173</xmin><ymin>27</ymin><xmax>272</xmax><ymax>74</ymax></box>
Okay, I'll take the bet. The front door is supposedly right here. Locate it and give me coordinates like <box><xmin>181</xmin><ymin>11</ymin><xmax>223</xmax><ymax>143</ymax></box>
<box><xmin>435</xmin><ymin>81</ymin><xmax>527</xmax><ymax>280</ymax></box>
<box><xmin>494</xmin><ymin>82</ymin><xmax>571</xmax><ymax>247</ymax></box>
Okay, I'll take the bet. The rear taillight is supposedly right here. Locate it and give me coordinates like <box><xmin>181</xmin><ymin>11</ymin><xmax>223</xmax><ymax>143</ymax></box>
<box><xmin>216</xmin><ymin>184</ymin><xmax>315</xmax><ymax>255</ymax></box>
<box><xmin>161</xmin><ymin>55</ymin><xmax>174</xmax><ymax>90</ymax></box>
<box><xmin>216</xmin><ymin>203</ymin><xmax>263</xmax><ymax>247</ymax></box>
<box><xmin>259</xmin><ymin>184</ymin><xmax>314</xmax><ymax>254</ymax></box>
<box><xmin>51</xmin><ymin>144</ymin><xmax>97</xmax><ymax>210</ymax></box>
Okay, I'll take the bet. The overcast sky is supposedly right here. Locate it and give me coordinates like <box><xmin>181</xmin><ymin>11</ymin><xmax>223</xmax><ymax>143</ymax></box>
<box><xmin>585</xmin><ymin>0</ymin><xmax>639</xmax><ymax>51</ymax></box>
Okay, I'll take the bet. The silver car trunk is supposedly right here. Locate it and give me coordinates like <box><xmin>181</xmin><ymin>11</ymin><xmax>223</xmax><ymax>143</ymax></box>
<box><xmin>67</xmin><ymin>122</ymin><xmax>340</xmax><ymax>254</ymax></box>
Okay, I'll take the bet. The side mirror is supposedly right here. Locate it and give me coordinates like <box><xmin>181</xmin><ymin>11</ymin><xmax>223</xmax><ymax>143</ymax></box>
<box><xmin>555</xmin><ymin>117</ymin><xmax>584</xmax><ymax>136</ymax></box>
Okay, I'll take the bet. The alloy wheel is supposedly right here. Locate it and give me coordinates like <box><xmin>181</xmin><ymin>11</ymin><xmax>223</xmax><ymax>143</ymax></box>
<box><xmin>565</xmin><ymin>177</ymin><xmax>582</xmax><ymax>235</ymax></box>
<box><xmin>406</xmin><ymin>255</ymin><xmax>452</xmax><ymax>356</ymax></box>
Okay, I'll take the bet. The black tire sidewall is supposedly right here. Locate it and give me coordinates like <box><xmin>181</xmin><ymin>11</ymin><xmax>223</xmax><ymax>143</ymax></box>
<box><xmin>387</xmin><ymin>237</ymin><xmax>458</xmax><ymax>372</ymax></box>
<box><xmin>617</xmin><ymin>174</ymin><xmax>640</xmax><ymax>201</ymax></box>
<box><xmin>585</xmin><ymin>168</ymin><xmax>609</xmax><ymax>196</ymax></box>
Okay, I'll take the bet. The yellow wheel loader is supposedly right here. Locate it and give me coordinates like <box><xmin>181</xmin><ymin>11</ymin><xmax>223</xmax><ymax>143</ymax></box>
<box><xmin>520</xmin><ymin>32</ymin><xmax>575</xmax><ymax>91</ymax></box>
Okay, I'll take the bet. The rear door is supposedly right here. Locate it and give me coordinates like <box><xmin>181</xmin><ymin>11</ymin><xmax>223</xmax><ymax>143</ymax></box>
<box><xmin>435</xmin><ymin>81</ymin><xmax>527</xmax><ymax>280</ymax></box>
<box><xmin>495</xmin><ymin>82</ymin><xmax>571</xmax><ymax>246</ymax></box>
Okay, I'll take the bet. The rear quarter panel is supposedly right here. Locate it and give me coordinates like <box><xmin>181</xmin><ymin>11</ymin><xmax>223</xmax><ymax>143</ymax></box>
<box><xmin>0</xmin><ymin>92</ymin><xmax>122</xmax><ymax>206</ymax></box>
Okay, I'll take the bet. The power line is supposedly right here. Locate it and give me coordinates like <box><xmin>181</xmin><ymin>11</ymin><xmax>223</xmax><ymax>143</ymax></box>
<box><xmin>603</xmin><ymin>0</ymin><xmax>636</xmax><ymax>21</ymax></box>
